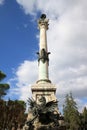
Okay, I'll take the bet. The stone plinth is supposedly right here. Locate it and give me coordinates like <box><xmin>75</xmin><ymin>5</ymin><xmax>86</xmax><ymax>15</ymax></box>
<box><xmin>31</xmin><ymin>80</ymin><xmax>57</xmax><ymax>102</ymax></box>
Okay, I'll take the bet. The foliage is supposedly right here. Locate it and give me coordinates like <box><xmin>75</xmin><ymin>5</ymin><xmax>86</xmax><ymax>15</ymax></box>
<box><xmin>63</xmin><ymin>93</ymin><xmax>81</xmax><ymax>130</ymax></box>
<box><xmin>79</xmin><ymin>107</ymin><xmax>87</xmax><ymax>129</ymax></box>
<box><xmin>0</xmin><ymin>99</ymin><xmax>27</xmax><ymax>130</ymax></box>
<box><xmin>82</xmin><ymin>107</ymin><xmax>87</xmax><ymax>122</ymax></box>
<box><xmin>0</xmin><ymin>71</ymin><xmax>10</xmax><ymax>99</ymax></box>
<box><xmin>0</xmin><ymin>71</ymin><xmax>6</xmax><ymax>81</ymax></box>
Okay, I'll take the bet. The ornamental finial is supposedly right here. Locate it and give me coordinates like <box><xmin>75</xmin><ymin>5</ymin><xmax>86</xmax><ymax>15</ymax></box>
<box><xmin>38</xmin><ymin>14</ymin><xmax>49</xmax><ymax>30</ymax></box>
<box><xmin>40</xmin><ymin>14</ymin><xmax>46</xmax><ymax>20</ymax></box>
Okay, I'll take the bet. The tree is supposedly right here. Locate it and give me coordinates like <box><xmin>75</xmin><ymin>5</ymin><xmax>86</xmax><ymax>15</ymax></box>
<box><xmin>82</xmin><ymin>107</ymin><xmax>87</xmax><ymax>122</ymax></box>
<box><xmin>0</xmin><ymin>71</ymin><xmax>10</xmax><ymax>99</ymax></box>
<box><xmin>0</xmin><ymin>99</ymin><xmax>27</xmax><ymax>130</ymax></box>
<box><xmin>63</xmin><ymin>93</ymin><xmax>81</xmax><ymax>130</ymax></box>
<box><xmin>81</xmin><ymin>107</ymin><xmax>87</xmax><ymax>129</ymax></box>
<box><xmin>0</xmin><ymin>71</ymin><xmax>6</xmax><ymax>80</ymax></box>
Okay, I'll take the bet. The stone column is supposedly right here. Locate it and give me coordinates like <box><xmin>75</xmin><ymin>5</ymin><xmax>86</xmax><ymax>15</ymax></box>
<box><xmin>37</xmin><ymin>14</ymin><xmax>50</xmax><ymax>82</ymax></box>
<box><xmin>31</xmin><ymin>14</ymin><xmax>56</xmax><ymax>102</ymax></box>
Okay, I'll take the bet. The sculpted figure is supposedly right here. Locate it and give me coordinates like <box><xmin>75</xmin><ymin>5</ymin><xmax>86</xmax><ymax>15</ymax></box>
<box><xmin>24</xmin><ymin>96</ymin><xmax>59</xmax><ymax>129</ymax></box>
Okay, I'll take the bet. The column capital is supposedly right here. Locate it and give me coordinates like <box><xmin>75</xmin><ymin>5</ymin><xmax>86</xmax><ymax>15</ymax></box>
<box><xmin>38</xmin><ymin>14</ymin><xmax>49</xmax><ymax>30</ymax></box>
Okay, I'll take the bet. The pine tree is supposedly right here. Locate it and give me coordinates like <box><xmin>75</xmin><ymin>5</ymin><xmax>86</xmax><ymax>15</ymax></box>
<box><xmin>63</xmin><ymin>93</ymin><xmax>80</xmax><ymax>130</ymax></box>
<box><xmin>0</xmin><ymin>71</ymin><xmax>10</xmax><ymax>99</ymax></box>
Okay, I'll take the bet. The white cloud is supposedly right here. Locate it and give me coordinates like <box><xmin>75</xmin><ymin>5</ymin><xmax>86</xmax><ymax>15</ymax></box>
<box><xmin>13</xmin><ymin>0</ymin><xmax>87</xmax><ymax>112</ymax></box>
<box><xmin>16</xmin><ymin>60</ymin><xmax>38</xmax><ymax>100</ymax></box>
<box><xmin>9</xmin><ymin>60</ymin><xmax>38</xmax><ymax>100</ymax></box>
<box><xmin>0</xmin><ymin>0</ymin><xmax>4</xmax><ymax>5</ymax></box>
<box><xmin>16</xmin><ymin>60</ymin><xmax>38</xmax><ymax>84</ymax></box>
<box><xmin>16</xmin><ymin>0</ymin><xmax>37</xmax><ymax>15</ymax></box>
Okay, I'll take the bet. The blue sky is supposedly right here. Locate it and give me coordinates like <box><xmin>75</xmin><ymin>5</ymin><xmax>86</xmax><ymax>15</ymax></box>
<box><xmin>0</xmin><ymin>0</ymin><xmax>87</xmax><ymax>112</ymax></box>
<box><xmin>0</xmin><ymin>0</ymin><xmax>38</xmax><ymax>79</ymax></box>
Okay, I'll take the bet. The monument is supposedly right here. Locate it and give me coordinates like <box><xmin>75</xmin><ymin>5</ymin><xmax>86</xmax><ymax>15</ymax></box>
<box><xmin>23</xmin><ymin>14</ymin><xmax>65</xmax><ymax>130</ymax></box>
<box><xmin>32</xmin><ymin>14</ymin><xmax>57</xmax><ymax>104</ymax></box>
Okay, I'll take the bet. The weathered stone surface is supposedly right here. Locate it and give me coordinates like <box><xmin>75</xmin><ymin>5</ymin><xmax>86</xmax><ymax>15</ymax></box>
<box><xmin>33</xmin><ymin>125</ymin><xmax>66</xmax><ymax>130</ymax></box>
<box><xmin>31</xmin><ymin>81</ymin><xmax>57</xmax><ymax>103</ymax></box>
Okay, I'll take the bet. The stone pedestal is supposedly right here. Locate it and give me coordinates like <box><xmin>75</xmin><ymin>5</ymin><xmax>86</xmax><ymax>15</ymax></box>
<box><xmin>31</xmin><ymin>80</ymin><xmax>57</xmax><ymax>102</ymax></box>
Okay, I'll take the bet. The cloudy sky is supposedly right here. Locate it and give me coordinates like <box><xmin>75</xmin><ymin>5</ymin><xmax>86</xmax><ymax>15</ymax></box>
<box><xmin>0</xmin><ymin>0</ymin><xmax>87</xmax><ymax>112</ymax></box>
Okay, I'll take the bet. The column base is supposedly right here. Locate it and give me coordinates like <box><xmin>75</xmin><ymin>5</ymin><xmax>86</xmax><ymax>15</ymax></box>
<box><xmin>36</xmin><ymin>79</ymin><xmax>51</xmax><ymax>83</ymax></box>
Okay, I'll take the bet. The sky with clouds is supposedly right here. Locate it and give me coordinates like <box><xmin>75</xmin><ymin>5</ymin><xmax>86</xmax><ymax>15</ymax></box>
<box><xmin>0</xmin><ymin>0</ymin><xmax>87</xmax><ymax>112</ymax></box>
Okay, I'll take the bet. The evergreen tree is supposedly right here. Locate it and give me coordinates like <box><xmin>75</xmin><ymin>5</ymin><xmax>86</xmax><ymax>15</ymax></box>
<box><xmin>63</xmin><ymin>93</ymin><xmax>81</xmax><ymax>130</ymax></box>
<box><xmin>82</xmin><ymin>107</ymin><xmax>87</xmax><ymax>122</ymax></box>
<box><xmin>0</xmin><ymin>71</ymin><xmax>10</xmax><ymax>99</ymax></box>
<box><xmin>81</xmin><ymin>107</ymin><xmax>87</xmax><ymax>129</ymax></box>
